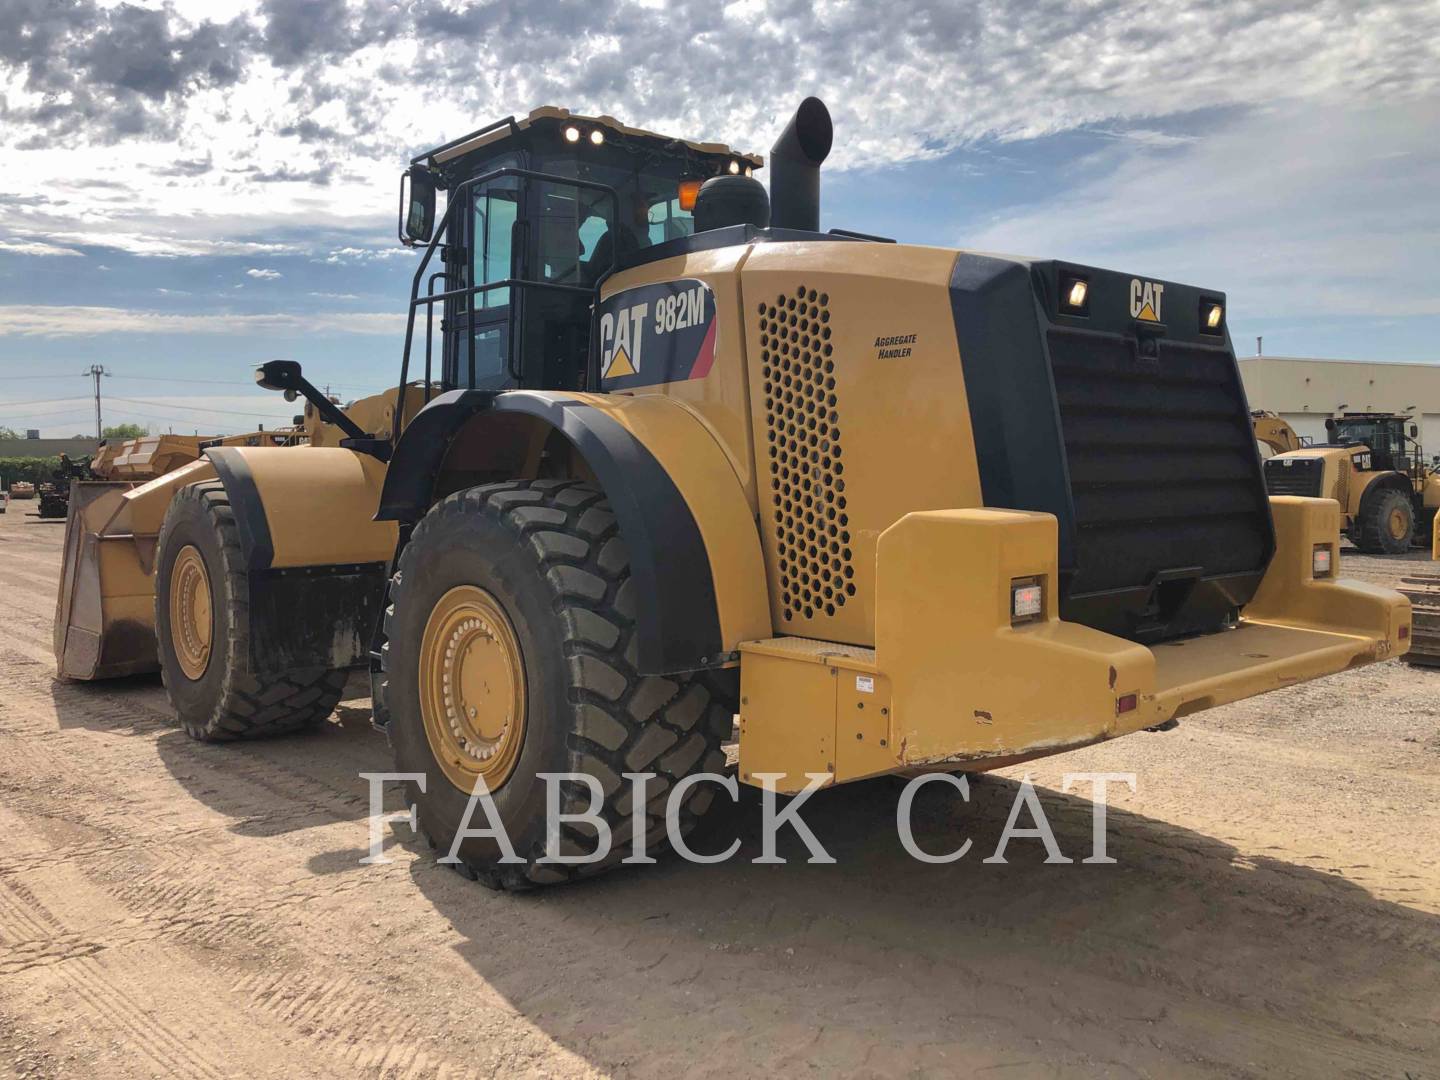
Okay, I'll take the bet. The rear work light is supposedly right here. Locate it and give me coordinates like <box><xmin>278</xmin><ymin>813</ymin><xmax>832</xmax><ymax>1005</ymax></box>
<box><xmin>1199</xmin><ymin>297</ymin><xmax>1225</xmax><ymax>335</ymax></box>
<box><xmin>1059</xmin><ymin>274</ymin><xmax>1090</xmax><ymax>316</ymax></box>
<box><xmin>1312</xmin><ymin>544</ymin><xmax>1333</xmax><ymax>578</ymax></box>
<box><xmin>1011</xmin><ymin>578</ymin><xmax>1044</xmax><ymax>623</ymax></box>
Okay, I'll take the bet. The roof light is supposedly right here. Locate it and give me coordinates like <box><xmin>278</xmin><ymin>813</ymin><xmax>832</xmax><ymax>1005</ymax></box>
<box><xmin>744</xmin><ymin>166</ymin><xmax>753</xmax><ymax>177</ymax></box>
<box><xmin>678</xmin><ymin>178</ymin><xmax>702</xmax><ymax>212</ymax></box>
<box><xmin>728</xmin><ymin>160</ymin><xmax>741</xmax><ymax>174</ymax></box>
<box><xmin>589</xmin><ymin>129</ymin><xmax>605</xmax><ymax>145</ymax></box>
<box><xmin>564</xmin><ymin>125</ymin><xmax>581</xmax><ymax>143</ymax></box>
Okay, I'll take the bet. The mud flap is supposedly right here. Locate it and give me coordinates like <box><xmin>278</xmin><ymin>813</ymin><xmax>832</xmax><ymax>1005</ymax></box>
<box><xmin>247</xmin><ymin>562</ymin><xmax>388</xmax><ymax>672</ymax></box>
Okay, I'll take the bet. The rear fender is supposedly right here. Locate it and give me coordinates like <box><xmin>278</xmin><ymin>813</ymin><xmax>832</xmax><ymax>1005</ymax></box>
<box><xmin>378</xmin><ymin>389</ymin><xmax>770</xmax><ymax>675</ymax></box>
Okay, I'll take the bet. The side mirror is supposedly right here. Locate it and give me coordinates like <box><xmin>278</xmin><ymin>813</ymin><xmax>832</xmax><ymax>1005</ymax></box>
<box><xmin>255</xmin><ymin>359</ymin><xmax>303</xmax><ymax>393</ymax></box>
<box><xmin>400</xmin><ymin>166</ymin><xmax>437</xmax><ymax>245</ymax></box>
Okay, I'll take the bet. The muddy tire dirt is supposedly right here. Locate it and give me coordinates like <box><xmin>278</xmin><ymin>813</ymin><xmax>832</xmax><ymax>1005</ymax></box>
<box><xmin>155</xmin><ymin>480</ymin><xmax>349</xmax><ymax>741</ymax></box>
<box><xmin>383</xmin><ymin>479</ymin><xmax>735</xmax><ymax>890</ymax></box>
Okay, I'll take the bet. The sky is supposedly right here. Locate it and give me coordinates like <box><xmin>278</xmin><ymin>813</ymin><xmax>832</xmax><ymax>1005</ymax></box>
<box><xmin>1</xmin><ymin>0</ymin><xmax>1437</xmax><ymax>436</ymax></box>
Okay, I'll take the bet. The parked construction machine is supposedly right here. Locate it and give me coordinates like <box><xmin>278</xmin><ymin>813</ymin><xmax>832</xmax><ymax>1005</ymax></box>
<box><xmin>36</xmin><ymin>454</ymin><xmax>92</xmax><ymax>519</ymax></box>
<box><xmin>56</xmin><ymin>99</ymin><xmax>1410</xmax><ymax>888</ymax></box>
<box><xmin>1263</xmin><ymin>411</ymin><xmax>1440</xmax><ymax>553</ymax></box>
<box><xmin>1252</xmin><ymin>410</ymin><xmax>1307</xmax><ymax>457</ymax></box>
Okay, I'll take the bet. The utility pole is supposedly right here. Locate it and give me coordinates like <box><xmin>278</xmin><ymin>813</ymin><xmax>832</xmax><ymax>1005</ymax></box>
<box><xmin>82</xmin><ymin>364</ymin><xmax>110</xmax><ymax>440</ymax></box>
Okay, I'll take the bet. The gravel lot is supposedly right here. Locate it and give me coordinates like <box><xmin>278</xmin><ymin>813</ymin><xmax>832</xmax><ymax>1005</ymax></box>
<box><xmin>1</xmin><ymin>505</ymin><xmax>1437</xmax><ymax>1078</ymax></box>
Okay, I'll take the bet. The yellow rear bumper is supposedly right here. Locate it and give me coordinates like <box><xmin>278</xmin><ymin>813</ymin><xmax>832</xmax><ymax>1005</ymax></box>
<box><xmin>737</xmin><ymin>497</ymin><xmax>1408</xmax><ymax>792</ymax></box>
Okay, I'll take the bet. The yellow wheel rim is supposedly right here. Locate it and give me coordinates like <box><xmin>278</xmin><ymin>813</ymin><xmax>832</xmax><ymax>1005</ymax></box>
<box><xmin>1390</xmin><ymin>507</ymin><xmax>1409</xmax><ymax>540</ymax></box>
<box><xmin>170</xmin><ymin>545</ymin><xmax>213</xmax><ymax>680</ymax></box>
<box><xmin>418</xmin><ymin>585</ymin><xmax>527</xmax><ymax>793</ymax></box>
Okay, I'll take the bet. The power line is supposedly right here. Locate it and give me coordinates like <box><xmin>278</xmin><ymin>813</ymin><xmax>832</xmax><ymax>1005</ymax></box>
<box><xmin>107</xmin><ymin>395</ymin><xmax>296</xmax><ymax>420</ymax></box>
<box><xmin>112</xmin><ymin>374</ymin><xmax>260</xmax><ymax>388</ymax></box>
<box><xmin>0</xmin><ymin>395</ymin><xmax>91</xmax><ymax>408</ymax></box>
<box><xmin>1</xmin><ymin>404</ymin><xmax>104</xmax><ymax>420</ymax></box>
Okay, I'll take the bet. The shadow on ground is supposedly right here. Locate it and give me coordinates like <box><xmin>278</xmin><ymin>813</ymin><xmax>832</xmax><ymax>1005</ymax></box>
<box><xmin>404</xmin><ymin>774</ymin><xmax>1440</xmax><ymax>1076</ymax></box>
<box><xmin>141</xmin><ymin>690</ymin><xmax>392</xmax><ymax>838</ymax></box>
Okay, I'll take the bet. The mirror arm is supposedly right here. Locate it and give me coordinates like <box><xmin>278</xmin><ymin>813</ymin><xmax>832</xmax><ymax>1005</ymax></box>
<box><xmin>255</xmin><ymin>361</ymin><xmax>368</xmax><ymax>440</ymax></box>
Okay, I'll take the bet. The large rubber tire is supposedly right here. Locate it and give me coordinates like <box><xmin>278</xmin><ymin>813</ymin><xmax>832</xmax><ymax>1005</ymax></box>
<box><xmin>383</xmin><ymin>479</ymin><xmax>737</xmax><ymax>890</ymax></box>
<box><xmin>154</xmin><ymin>481</ymin><xmax>349</xmax><ymax>741</ymax></box>
<box><xmin>1357</xmin><ymin>487</ymin><xmax>1414</xmax><ymax>554</ymax></box>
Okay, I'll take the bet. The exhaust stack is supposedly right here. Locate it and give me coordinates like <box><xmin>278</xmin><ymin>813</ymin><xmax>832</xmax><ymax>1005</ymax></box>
<box><xmin>769</xmin><ymin>97</ymin><xmax>833</xmax><ymax>232</ymax></box>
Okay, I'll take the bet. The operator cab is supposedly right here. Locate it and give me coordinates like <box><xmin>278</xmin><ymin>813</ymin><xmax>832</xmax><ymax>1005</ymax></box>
<box><xmin>398</xmin><ymin>107</ymin><xmax>762</xmax><ymax>397</ymax></box>
<box><xmin>1325</xmin><ymin>412</ymin><xmax>1422</xmax><ymax>474</ymax></box>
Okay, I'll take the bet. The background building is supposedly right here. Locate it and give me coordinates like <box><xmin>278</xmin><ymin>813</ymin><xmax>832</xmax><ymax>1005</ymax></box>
<box><xmin>1238</xmin><ymin>356</ymin><xmax>1440</xmax><ymax>449</ymax></box>
<box><xmin>0</xmin><ymin>437</ymin><xmax>101</xmax><ymax>460</ymax></box>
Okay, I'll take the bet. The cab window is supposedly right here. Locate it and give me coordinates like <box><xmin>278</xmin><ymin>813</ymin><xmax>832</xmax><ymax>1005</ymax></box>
<box><xmin>471</xmin><ymin>176</ymin><xmax>519</xmax><ymax>309</ymax></box>
<box><xmin>648</xmin><ymin>197</ymin><xmax>694</xmax><ymax>244</ymax></box>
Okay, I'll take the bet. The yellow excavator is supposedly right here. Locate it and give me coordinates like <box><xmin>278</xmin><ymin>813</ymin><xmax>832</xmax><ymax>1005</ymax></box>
<box><xmin>56</xmin><ymin>99</ymin><xmax>1410</xmax><ymax>888</ymax></box>
<box><xmin>1252</xmin><ymin>410</ymin><xmax>1307</xmax><ymax>457</ymax></box>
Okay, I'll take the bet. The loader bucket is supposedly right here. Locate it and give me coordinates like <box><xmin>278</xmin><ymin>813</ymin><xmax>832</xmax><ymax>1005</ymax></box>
<box><xmin>53</xmin><ymin>480</ymin><xmax>159</xmax><ymax>680</ymax></box>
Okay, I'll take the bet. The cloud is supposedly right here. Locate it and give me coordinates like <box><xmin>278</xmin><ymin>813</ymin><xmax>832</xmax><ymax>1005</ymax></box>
<box><xmin>0</xmin><ymin>0</ymin><xmax>254</xmax><ymax>142</ymax></box>
<box><xmin>245</xmin><ymin>267</ymin><xmax>283</xmax><ymax>279</ymax></box>
<box><xmin>246</xmin><ymin>162</ymin><xmax>339</xmax><ymax>185</ymax></box>
<box><xmin>0</xmin><ymin>227</ymin><xmax>305</xmax><ymax>259</ymax></box>
<box><xmin>966</xmin><ymin>98</ymin><xmax>1440</xmax><ymax>321</ymax></box>
<box><xmin>3</xmin><ymin>0</ymin><xmax>1437</xmax><ymax>169</ymax></box>
<box><xmin>0</xmin><ymin>238</ymin><xmax>82</xmax><ymax>257</ymax></box>
<box><xmin>151</xmin><ymin>155</ymin><xmax>215</xmax><ymax>178</ymax></box>
<box><xmin>0</xmin><ymin>306</ymin><xmax>402</xmax><ymax>338</ymax></box>
<box><xmin>321</xmin><ymin>245</ymin><xmax>411</xmax><ymax>264</ymax></box>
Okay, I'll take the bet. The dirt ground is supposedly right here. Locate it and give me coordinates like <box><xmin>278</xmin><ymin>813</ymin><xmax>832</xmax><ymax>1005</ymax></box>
<box><xmin>1</xmin><ymin>506</ymin><xmax>1437</xmax><ymax>1079</ymax></box>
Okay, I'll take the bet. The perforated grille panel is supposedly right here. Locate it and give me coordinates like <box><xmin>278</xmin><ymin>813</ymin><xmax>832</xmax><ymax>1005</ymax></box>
<box><xmin>759</xmin><ymin>286</ymin><xmax>855</xmax><ymax>621</ymax></box>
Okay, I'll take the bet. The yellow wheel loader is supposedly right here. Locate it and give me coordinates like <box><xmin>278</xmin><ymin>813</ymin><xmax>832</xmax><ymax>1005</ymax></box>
<box><xmin>57</xmin><ymin>99</ymin><xmax>1410</xmax><ymax>888</ymax></box>
<box><xmin>1263</xmin><ymin>412</ymin><xmax>1440</xmax><ymax>554</ymax></box>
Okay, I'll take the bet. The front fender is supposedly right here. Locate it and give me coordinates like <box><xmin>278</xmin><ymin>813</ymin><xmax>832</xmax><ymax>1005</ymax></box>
<box><xmin>205</xmin><ymin>445</ymin><xmax>396</xmax><ymax>570</ymax></box>
<box><xmin>378</xmin><ymin>389</ymin><xmax>770</xmax><ymax>675</ymax></box>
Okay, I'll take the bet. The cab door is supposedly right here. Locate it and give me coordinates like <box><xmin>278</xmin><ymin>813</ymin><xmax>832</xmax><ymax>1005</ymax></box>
<box><xmin>446</xmin><ymin>163</ymin><xmax>520</xmax><ymax>390</ymax></box>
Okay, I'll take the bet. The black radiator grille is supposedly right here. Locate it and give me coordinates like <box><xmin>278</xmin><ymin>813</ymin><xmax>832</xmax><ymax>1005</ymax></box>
<box><xmin>1263</xmin><ymin>457</ymin><xmax>1325</xmax><ymax>497</ymax></box>
<box><xmin>1047</xmin><ymin>327</ymin><xmax>1272</xmax><ymax>603</ymax></box>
